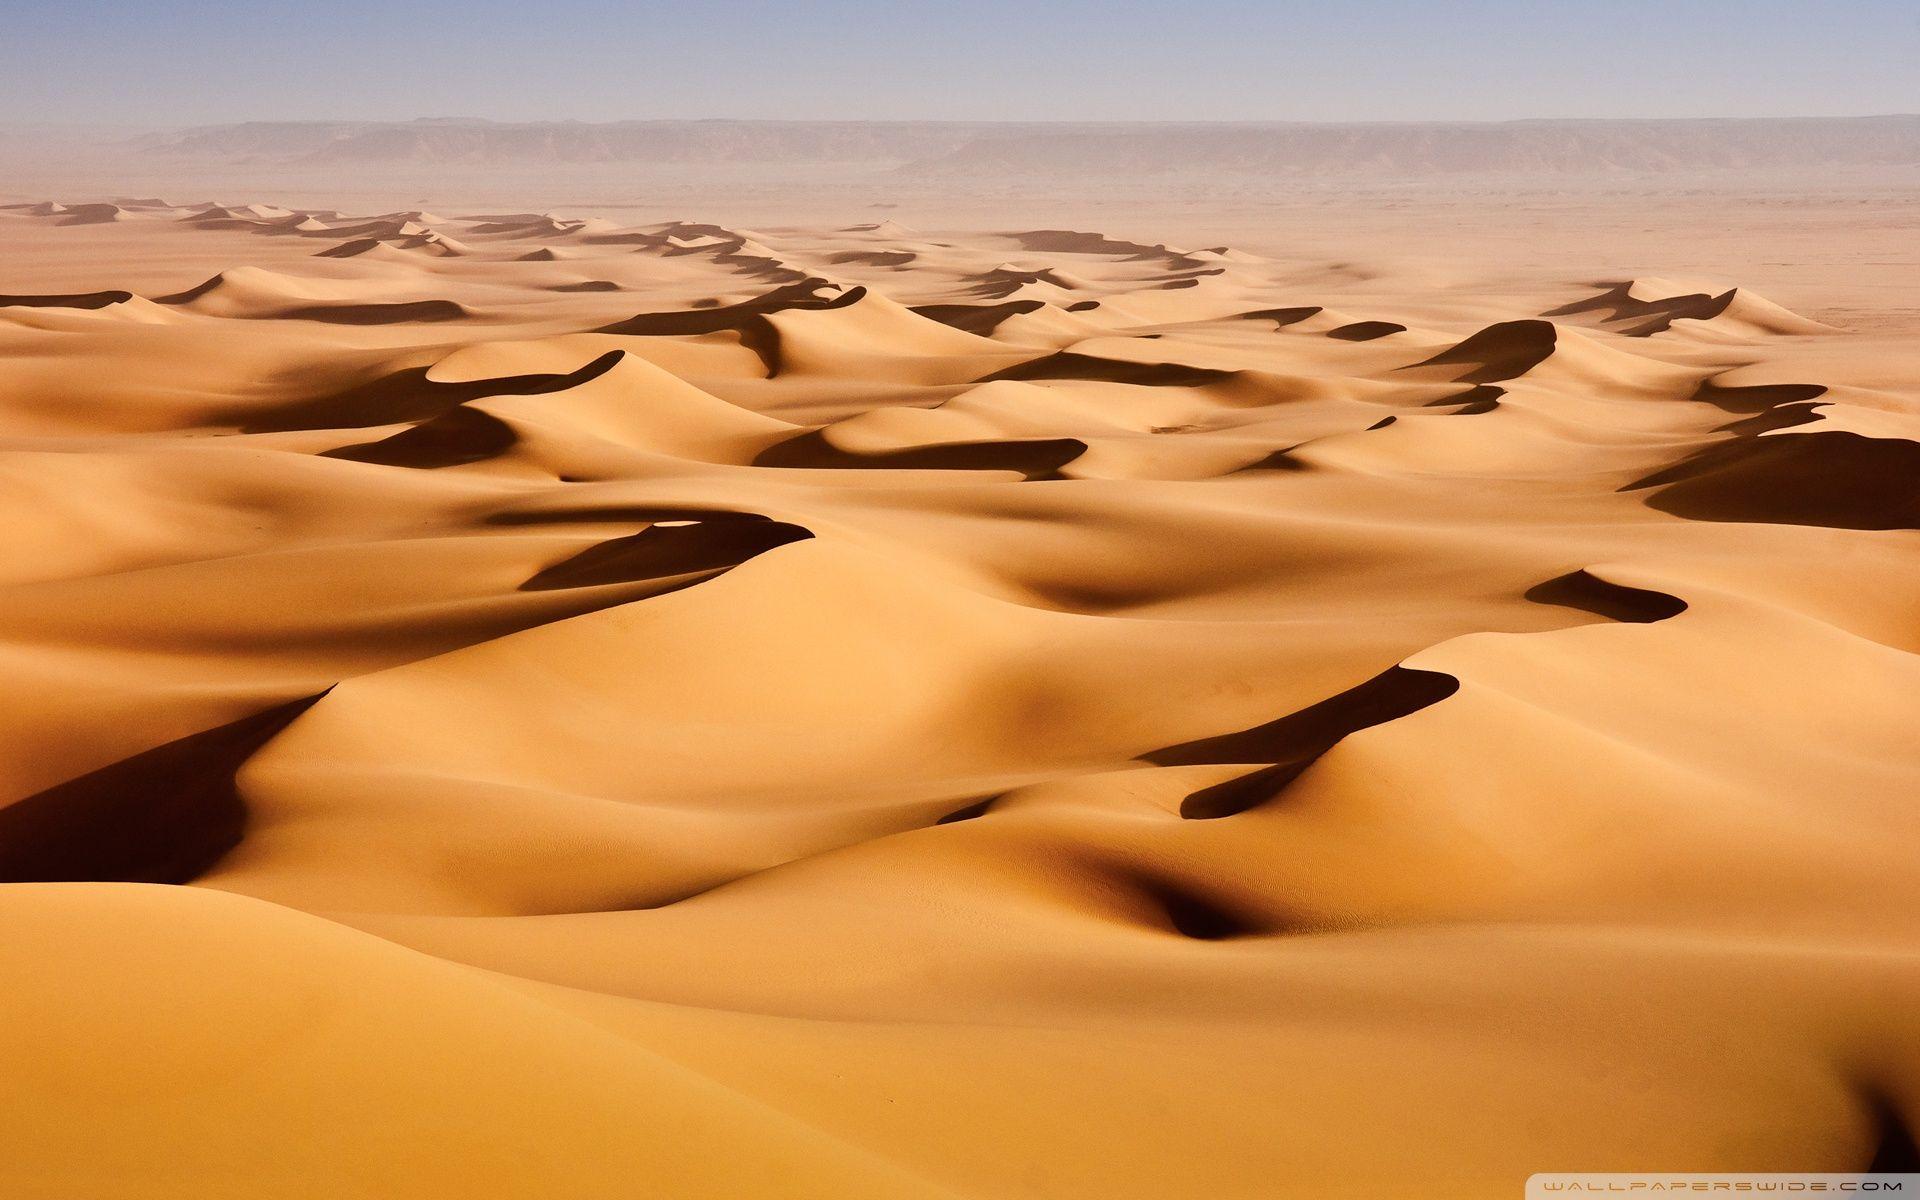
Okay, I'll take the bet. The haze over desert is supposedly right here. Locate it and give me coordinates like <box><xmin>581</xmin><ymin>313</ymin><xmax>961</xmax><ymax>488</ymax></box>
<box><xmin>2</xmin><ymin>2</ymin><xmax>1918</xmax><ymax>1196</ymax></box>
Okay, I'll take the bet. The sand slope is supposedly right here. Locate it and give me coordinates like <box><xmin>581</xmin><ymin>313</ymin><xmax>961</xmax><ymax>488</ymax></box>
<box><xmin>0</xmin><ymin>200</ymin><xmax>1916</xmax><ymax>1198</ymax></box>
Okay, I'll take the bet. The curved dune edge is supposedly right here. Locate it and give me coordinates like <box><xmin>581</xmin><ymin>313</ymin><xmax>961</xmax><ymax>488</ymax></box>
<box><xmin>0</xmin><ymin>884</ymin><xmax>957</xmax><ymax>1199</ymax></box>
<box><xmin>0</xmin><ymin>198</ymin><xmax>1915</xmax><ymax>1197</ymax></box>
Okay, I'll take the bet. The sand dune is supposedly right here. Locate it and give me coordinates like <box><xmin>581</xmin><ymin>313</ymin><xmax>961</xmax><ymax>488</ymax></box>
<box><xmin>1546</xmin><ymin>279</ymin><xmax>1837</xmax><ymax>338</ymax></box>
<box><xmin>0</xmin><ymin>196</ymin><xmax>1915</xmax><ymax>1198</ymax></box>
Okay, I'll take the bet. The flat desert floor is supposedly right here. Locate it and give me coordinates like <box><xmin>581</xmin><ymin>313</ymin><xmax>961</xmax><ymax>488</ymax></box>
<box><xmin>0</xmin><ymin>193</ymin><xmax>1916</xmax><ymax>1197</ymax></box>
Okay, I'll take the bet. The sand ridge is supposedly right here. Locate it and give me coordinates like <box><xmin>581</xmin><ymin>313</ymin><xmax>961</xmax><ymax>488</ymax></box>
<box><xmin>0</xmin><ymin>196</ymin><xmax>1917</xmax><ymax>1197</ymax></box>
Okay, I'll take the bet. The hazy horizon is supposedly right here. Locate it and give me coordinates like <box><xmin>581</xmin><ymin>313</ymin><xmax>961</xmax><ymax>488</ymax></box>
<box><xmin>11</xmin><ymin>114</ymin><xmax>1920</xmax><ymax>133</ymax></box>
<box><xmin>9</xmin><ymin>0</ymin><xmax>1917</xmax><ymax>126</ymax></box>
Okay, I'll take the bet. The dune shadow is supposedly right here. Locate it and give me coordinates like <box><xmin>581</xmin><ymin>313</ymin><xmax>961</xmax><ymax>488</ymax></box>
<box><xmin>485</xmin><ymin>504</ymin><xmax>777</xmax><ymax>528</ymax></box>
<box><xmin>323</xmin><ymin>406</ymin><xmax>518</xmax><ymax>469</ymax></box>
<box><xmin>520</xmin><ymin>519</ymin><xmax>812</xmax><ymax>591</ymax></box>
<box><xmin>1009</xmin><ymin>229</ymin><xmax>1205</xmax><ymax>269</ymax></box>
<box><xmin>967</xmin><ymin>267</ymin><xmax>1074</xmax><ymax>299</ymax></box>
<box><xmin>1525</xmin><ymin>569</ymin><xmax>1687</xmax><ymax>623</ymax></box>
<box><xmin>275</xmin><ymin>300</ymin><xmax>469</xmax><ymax>325</ymax></box>
<box><xmin>153</xmin><ymin>274</ymin><xmax>224</xmax><ymax>305</ymax></box>
<box><xmin>229</xmin><ymin>348</ymin><xmax>626</xmax><ymax>433</ymax></box>
<box><xmin>935</xmin><ymin>797</ymin><xmax>998</xmax><ymax>825</ymax></box>
<box><xmin>1423</xmin><ymin>383</ymin><xmax>1506</xmax><ymax>413</ymax></box>
<box><xmin>1626</xmin><ymin>431</ymin><xmax>1920</xmax><ymax>531</ymax></box>
<box><xmin>597</xmin><ymin>279</ymin><xmax>862</xmax><ymax>376</ymax></box>
<box><xmin>1239</xmin><ymin>305</ymin><xmax>1323</xmax><ymax>328</ymax></box>
<box><xmin>0</xmin><ymin>290</ymin><xmax>134</xmax><ymax>310</ymax></box>
<box><xmin>0</xmin><ymin>694</ymin><xmax>323</xmax><ymax>885</ymax></box>
<box><xmin>598</xmin><ymin>279</ymin><xmax>858</xmax><ymax>337</ymax></box>
<box><xmin>1147</xmin><ymin>666</ymin><xmax>1460</xmax><ymax>819</ymax></box>
<box><xmin>1869</xmin><ymin>1094</ymin><xmax>1920</xmax><ymax>1171</ymax></box>
<box><xmin>1621</xmin><ymin>372</ymin><xmax>1915</xmax><ymax>529</ymax></box>
<box><xmin>56</xmin><ymin>203</ymin><xmax>129</xmax><ymax>225</ymax></box>
<box><xmin>1128</xmin><ymin>872</ymin><xmax>1270</xmax><ymax>940</ymax></box>
<box><xmin>1407</xmin><ymin>320</ymin><xmax>1557</xmax><ymax>383</ymax></box>
<box><xmin>1545</xmin><ymin>281</ymin><xmax>1736</xmax><ymax>336</ymax></box>
<box><xmin>753</xmin><ymin>429</ymin><xmax>1087</xmax><ymax>480</ymax></box>
<box><xmin>1714</xmin><ymin>402</ymin><xmax>1824</xmax><ymax>436</ymax></box>
<box><xmin>830</xmin><ymin>250</ymin><xmax>917</xmax><ymax>268</ymax></box>
<box><xmin>314</xmin><ymin>238</ymin><xmax>386</xmax><ymax>258</ymax></box>
<box><xmin>911</xmin><ymin>299</ymin><xmax>1044</xmax><ymax>335</ymax></box>
<box><xmin>978</xmin><ymin>350</ymin><xmax>1236</xmax><ymax>388</ymax></box>
<box><xmin>1232</xmin><ymin>445</ymin><xmax>1310</xmax><ymax>473</ymax></box>
<box><xmin>1691</xmin><ymin>378</ymin><xmax>1827</xmax><ymax>413</ymax></box>
<box><xmin>1328</xmin><ymin>321</ymin><xmax>1406</xmax><ymax>342</ymax></box>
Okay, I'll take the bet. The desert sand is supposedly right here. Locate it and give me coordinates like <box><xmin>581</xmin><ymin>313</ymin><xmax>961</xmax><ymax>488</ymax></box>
<box><xmin>0</xmin><ymin>184</ymin><xmax>1916</xmax><ymax>1198</ymax></box>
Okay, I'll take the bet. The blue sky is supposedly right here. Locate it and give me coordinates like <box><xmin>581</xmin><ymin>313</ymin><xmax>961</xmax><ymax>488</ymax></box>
<box><xmin>7</xmin><ymin>0</ymin><xmax>1917</xmax><ymax>125</ymax></box>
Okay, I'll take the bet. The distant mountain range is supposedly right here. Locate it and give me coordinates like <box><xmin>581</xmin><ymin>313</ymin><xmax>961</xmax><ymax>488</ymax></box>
<box><xmin>132</xmin><ymin>119</ymin><xmax>996</xmax><ymax>166</ymax></box>
<box><xmin>108</xmin><ymin>115</ymin><xmax>1920</xmax><ymax>176</ymax></box>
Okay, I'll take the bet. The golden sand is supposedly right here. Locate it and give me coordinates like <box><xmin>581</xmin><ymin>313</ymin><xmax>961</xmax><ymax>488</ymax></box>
<box><xmin>0</xmin><ymin>197</ymin><xmax>1915</xmax><ymax>1197</ymax></box>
